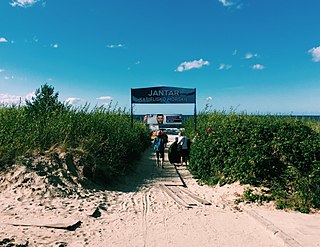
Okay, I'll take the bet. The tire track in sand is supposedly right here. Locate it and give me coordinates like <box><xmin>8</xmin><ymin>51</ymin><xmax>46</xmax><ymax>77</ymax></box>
<box><xmin>142</xmin><ymin>190</ymin><xmax>150</xmax><ymax>247</ymax></box>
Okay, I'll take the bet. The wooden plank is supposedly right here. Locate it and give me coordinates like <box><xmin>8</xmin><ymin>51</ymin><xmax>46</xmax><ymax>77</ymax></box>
<box><xmin>159</xmin><ymin>184</ymin><xmax>192</xmax><ymax>208</ymax></box>
<box><xmin>167</xmin><ymin>186</ymin><xmax>198</xmax><ymax>207</ymax></box>
<box><xmin>7</xmin><ymin>220</ymin><xmax>82</xmax><ymax>231</ymax></box>
<box><xmin>178</xmin><ymin>186</ymin><xmax>212</xmax><ymax>205</ymax></box>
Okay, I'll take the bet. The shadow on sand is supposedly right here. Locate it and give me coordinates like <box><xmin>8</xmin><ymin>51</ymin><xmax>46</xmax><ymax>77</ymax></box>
<box><xmin>103</xmin><ymin>146</ymin><xmax>182</xmax><ymax>193</ymax></box>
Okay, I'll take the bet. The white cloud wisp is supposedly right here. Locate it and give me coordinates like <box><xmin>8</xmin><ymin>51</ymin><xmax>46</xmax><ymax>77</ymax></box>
<box><xmin>10</xmin><ymin>0</ymin><xmax>41</xmax><ymax>8</ymax></box>
<box><xmin>107</xmin><ymin>44</ymin><xmax>124</xmax><ymax>49</ymax></box>
<box><xmin>308</xmin><ymin>46</ymin><xmax>320</xmax><ymax>62</ymax></box>
<box><xmin>0</xmin><ymin>38</ymin><xmax>8</xmax><ymax>43</ymax></box>
<box><xmin>252</xmin><ymin>64</ymin><xmax>265</xmax><ymax>70</ymax></box>
<box><xmin>218</xmin><ymin>64</ymin><xmax>232</xmax><ymax>70</ymax></box>
<box><xmin>0</xmin><ymin>93</ymin><xmax>21</xmax><ymax>105</ymax></box>
<box><xmin>176</xmin><ymin>59</ymin><xmax>210</xmax><ymax>72</ymax></box>
<box><xmin>244</xmin><ymin>52</ymin><xmax>258</xmax><ymax>59</ymax></box>
<box><xmin>65</xmin><ymin>97</ymin><xmax>81</xmax><ymax>105</ymax></box>
<box><xmin>97</xmin><ymin>96</ymin><xmax>112</xmax><ymax>101</ymax></box>
<box><xmin>218</xmin><ymin>0</ymin><xmax>234</xmax><ymax>7</ymax></box>
<box><xmin>0</xmin><ymin>92</ymin><xmax>34</xmax><ymax>105</ymax></box>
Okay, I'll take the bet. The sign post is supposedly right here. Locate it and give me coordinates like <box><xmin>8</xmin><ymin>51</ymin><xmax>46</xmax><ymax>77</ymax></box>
<box><xmin>194</xmin><ymin>88</ymin><xmax>197</xmax><ymax>131</ymax></box>
<box><xmin>131</xmin><ymin>86</ymin><xmax>197</xmax><ymax>131</ymax></box>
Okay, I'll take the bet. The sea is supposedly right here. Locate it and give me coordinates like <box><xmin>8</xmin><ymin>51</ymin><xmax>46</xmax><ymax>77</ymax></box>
<box><xmin>133</xmin><ymin>114</ymin><xmax>320</xmax><ymax>123</ymax></box>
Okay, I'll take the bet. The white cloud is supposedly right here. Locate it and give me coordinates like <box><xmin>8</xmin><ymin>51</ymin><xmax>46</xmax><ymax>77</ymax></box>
<box><xmin>65</xmin><ymin>97</ymin><xmax>81</xmax><ymax>105</ymax></box>
<box><xmin>107</xmin><ymin>44</ymin><xmax>124</xmax><ymax>49</ymax></box>
<box><xmin>218</xmin><ymin>0</ymin><xmax>235</xmax><ymax>7</ymax></box>
<box><xmin>219</xmin><ymin>0</ymin><xmax>243</xmax><ymax>8</ymax></box>
<box><xmin>218</xmin><ymin>64</ymin><xmax>232</xmax><ymax>70</ymax></box>
<box><xmin>252</xmin><ymin>64</ymin><xmax>265</xmax><ymax>70</ymax></box>
<box><xmin>206</xmin><ymin>96</ymin><xmax>213</xmax><ymax>101</ymax></box>
<box><xmin>0</xmin><ymin>37</ymin><xmax>8</xmax><ymax>43</ymax></box>
<box><xmin>308</xmin><ymin>46</ymin><xmax>320</xmax><ymax>62</ymax></box>
<box><xmin>0</xmin><ymin>92</ymin><xmax>34</xmax><ymax>105</ymax></box>
<box><xmin>232</xmin><ymin>49</ymin><xmax>237</xmax><ymax>56</ymax></box>
<box><xmin>0</xmin><ymin>69</ymin><xmax>4</xmax><ymax>73</ymax></box>
<box><xmin>0</xmin><ymin>93</ymin><xmax>21</xmax><ymax>104</ymax></box>
<box><xmin>25</xmin><ymin>92</ymin><xmax>35</xmax><ymax>101</ymax></box>
<box><xmin>97</xmin><ymin>96</ymin><xmax>112</xmax><ymax>100</ymax></box>
<box><xmin>10</xmin><ymin>0</ymin><xmax>41</xmax><ymax>8</ymax></box>
<box><xmin>51</xmin><ymin>43</ymin><xmax>59</xmax><ymax>48</ymax></box>
<box><xmin>244</xmin><ymin>52</ymin><xmax>258</xmax><ymax>59</ymax></box>
<box><xmin>3</xmin><ymin>75</ymin><xmax>14</xmax><ymax>80</ymax></box>
<box><xmin>176</xmin><ymin>59</ymin><xmax>210</xmax><ymax>72</ymax></box>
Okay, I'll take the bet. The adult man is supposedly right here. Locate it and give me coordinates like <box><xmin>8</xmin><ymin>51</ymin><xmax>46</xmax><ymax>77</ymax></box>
<box><xmin>157</xmin><ymin>114</ymin><xmax>164</xmax><ymax>124</ymax></box>
<box><xmin>153</xmin><ymin>130</ymin><xmax>166</xmax><ymax>168</ymax></box>
<box><xmin>177</xmin><ymin>132</ymin><xmax>190</xmax><ymax>166</ymax></box>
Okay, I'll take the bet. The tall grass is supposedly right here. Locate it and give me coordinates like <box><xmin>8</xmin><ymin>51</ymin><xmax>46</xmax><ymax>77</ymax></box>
<box><xmin>0</xmin><ymin>85</ymin><xmax>149</xmax><ymax>184</ymax></box>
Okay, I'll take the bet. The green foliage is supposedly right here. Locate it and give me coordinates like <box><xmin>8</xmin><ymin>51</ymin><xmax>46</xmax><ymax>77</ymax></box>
<box><xmin>25</xmin><ymin>83</ymin><xmax>64</xmax><ymax>115</ymax></box>
<box><xmin>0</xmin><ymin>105</ymin><xmax>28</xmax><ymax>166</ymax></box>
<box><xmin>236</xmin><ymin>188</ymin><xmax>272</xmax><ymax>205</ymax></box>
<box><xmin>0</xmin><ymin>84</ymin><xmax>149</xmax><ymax>183</ymax></box>
<box><xmin>24</xmin><ymin>84</ymin><xmax>67</xmax><ymax>151</ymax></box>
<box><xmin>185</xmin><ymin>111</ymin><xmax>320</xmax><ymax>212</ymax></box>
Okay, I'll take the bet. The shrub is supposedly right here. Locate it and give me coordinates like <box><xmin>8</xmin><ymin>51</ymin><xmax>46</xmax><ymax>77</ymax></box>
<box><xmin>185</xmin><ymin>111</ymin><xmax>320</xmax><ymax>212</ymax></box>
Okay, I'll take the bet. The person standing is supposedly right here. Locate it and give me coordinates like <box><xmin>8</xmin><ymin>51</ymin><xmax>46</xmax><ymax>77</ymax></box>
<box><xmin>153</xmin><ymin>130</ymin><xmax>166</xmax><ymax>168</ymax></box>
<box><xmin>161</xmin><ymin>129</ymin><xmax>168</xmax><ymax>147</ymax></box>
<box><xmin>177</xmin><ymin>132</ymin><xmax>189</xmax><ymax>166</ymax></box>
<box><xmin>168</xmin><ymin>137</ymin><xmax>181</xmax><ymax>165</ymax></box>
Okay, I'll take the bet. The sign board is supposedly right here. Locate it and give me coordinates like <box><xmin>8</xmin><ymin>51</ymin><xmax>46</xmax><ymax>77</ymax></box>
<box><xmin>146</xmin><ymin>114</ymin><xmax>182</xmax><ymax>125</ymax></box>
<box><xmin>130</xmin><ymin>86</ymin><xmax>197</xmax><ymax>131</ymax></box>
<box><xmin>131</xmin><ymin>86</ymin><xmax>196</xmax><ymax>104</ymax></box>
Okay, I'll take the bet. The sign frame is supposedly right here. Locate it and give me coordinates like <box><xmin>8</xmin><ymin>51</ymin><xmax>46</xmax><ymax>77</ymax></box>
<box><xmin>131</xmin><ymin>86</ymin><xmax>196</xmax><ymax>104</ymax></box>
<box><xmin>131</xmin><ymin>86</ymin><xmax>197</xmax><ymax>131</ymax></box>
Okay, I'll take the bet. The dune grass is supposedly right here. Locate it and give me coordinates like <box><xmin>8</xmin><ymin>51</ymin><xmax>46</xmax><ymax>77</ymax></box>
<box><xmin>0</xmin><ymin>84</ymin><xmax>150</xmax><ymax>184</ymax></box>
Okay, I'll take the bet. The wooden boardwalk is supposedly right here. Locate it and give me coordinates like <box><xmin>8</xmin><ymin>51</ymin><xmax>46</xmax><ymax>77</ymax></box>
<box><xmin>152</xmin><ymin>153</ymin><xmax>211</xmax><ymax>208</ymax></box>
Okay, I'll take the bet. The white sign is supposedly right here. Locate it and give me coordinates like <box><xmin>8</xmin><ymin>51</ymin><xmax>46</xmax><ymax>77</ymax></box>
<box><xmin>146</xmin><ymin>114</ymin><xmax>182</xmax><ymax>125</ymax></box>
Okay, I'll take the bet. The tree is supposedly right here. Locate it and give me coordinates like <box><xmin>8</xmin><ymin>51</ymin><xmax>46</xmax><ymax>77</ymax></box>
<box><xmin>25</xmin><ymin>83</ymin><xmax>63</xmax><ymax>115</ymax></box>
<box><xmin>25</xmin><ymin>84</ymin><xmax>64</xmax><ymax>151</ymax></box>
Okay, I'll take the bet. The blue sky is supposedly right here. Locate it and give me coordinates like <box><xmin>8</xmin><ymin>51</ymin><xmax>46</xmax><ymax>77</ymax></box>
<box><xmin>0</xmin><ymin>0</ymin><xmax>319</xmax><ymax>115</ymax></box>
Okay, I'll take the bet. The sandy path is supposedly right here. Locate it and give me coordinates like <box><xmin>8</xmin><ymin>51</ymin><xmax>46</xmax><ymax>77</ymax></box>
<box><xmin>0</xmin><ymin>136</ymin><xmax>287</xmax><ymax>247</ymax></box>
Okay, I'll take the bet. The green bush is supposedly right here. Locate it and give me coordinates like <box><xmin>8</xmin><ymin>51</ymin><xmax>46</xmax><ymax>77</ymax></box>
<box><xmin>185</xmin><ymin>111</ymin><xmax>320</xmax><ymax>212</ymax></box>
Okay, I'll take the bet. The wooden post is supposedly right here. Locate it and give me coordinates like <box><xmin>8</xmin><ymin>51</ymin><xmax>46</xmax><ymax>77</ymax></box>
<box><xmin>130</xmin><ymin>88</ymin><xmax>133</xmax><ymax>127</ymax></box>
<box><xmin>194</xmin><ymin>88</ymin><xmax>197</xmax><ymax>132</ymax></box>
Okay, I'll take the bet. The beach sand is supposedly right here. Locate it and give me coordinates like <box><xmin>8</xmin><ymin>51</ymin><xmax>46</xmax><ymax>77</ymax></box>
<box><xmin>0</xmin><ymin>135</ymin><xmax>319</xmax><ymax>247</ymax></box>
